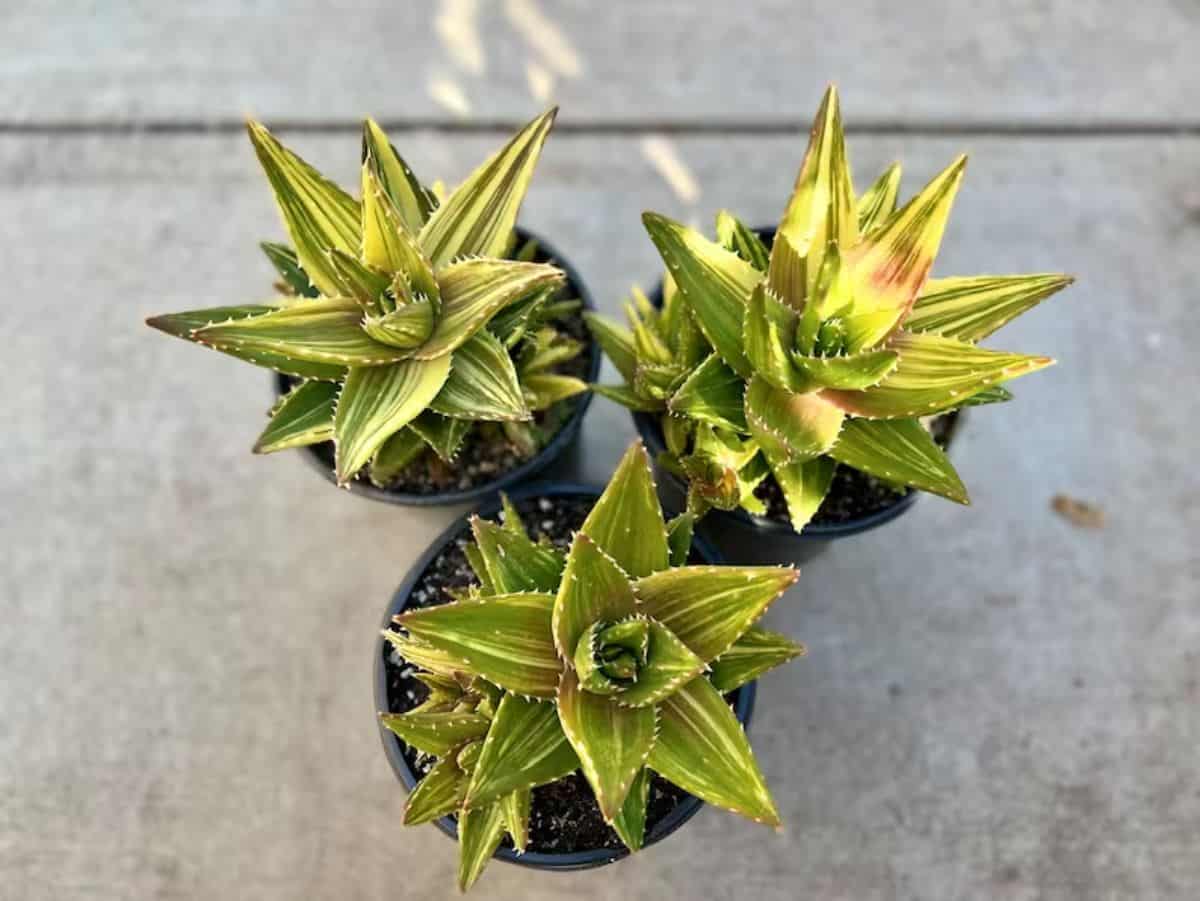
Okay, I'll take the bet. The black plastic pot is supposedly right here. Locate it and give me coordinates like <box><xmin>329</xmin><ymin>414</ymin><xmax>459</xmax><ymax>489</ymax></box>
<box><xmin>374</xmin><ymin>482</ymin><xmax>757</xmax><ymax>872</ymax></box>
<box><xmin>637</xmin><ymin>225</ymin><xmax>958</xmax><ymax>565</ymax></box>
<box><xmin>275</xmin><ymin>227</ymin><xmax>600</xmax><ymax>506</ymax></box>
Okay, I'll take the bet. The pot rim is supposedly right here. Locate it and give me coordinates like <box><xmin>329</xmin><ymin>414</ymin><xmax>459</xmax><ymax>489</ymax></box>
<box><xmin>276</xmin><ymin>225</ymin><xmax>601</xmax><ymax>506</ymax></box>
<box><xmin>373</xmin><ymin>481</ymin><xmax>758</xmax><ymax>871</ymax></box>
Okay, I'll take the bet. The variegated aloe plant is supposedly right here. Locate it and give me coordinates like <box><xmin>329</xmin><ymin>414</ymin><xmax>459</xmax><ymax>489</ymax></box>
<box><xmin>380</xmin><ymin>441</ymin><xmax>803</xmax><ymax>890</ymax></box>
<box><xmin>147</xmin><ymin>110</ymin><xmax>589</xmax><ymax>486</ymax></box>
<box><xmin>590</xmin><ymin>86</ymin><xmax>1072</xmax><ymax>530</ymax></box>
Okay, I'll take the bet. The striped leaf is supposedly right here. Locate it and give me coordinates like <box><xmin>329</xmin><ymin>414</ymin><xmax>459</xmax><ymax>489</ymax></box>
<box><xmin>327</xmin><ymin>248</ymin><xmax>390</xmax><ymax>317</ymax></box>
<box><xmin>591</xmin><ymin>383</ymin><xmax>662</xmax><ymax>412</ymax></box>
<box><xmin>907</xmin><ymin>273</ymin><xmax>1074</xmax><ymax>342</ymax></box>
<box><xmin>146</xmin><ymin>305</ymin><xmax>348</xmax><ymax>381</ymax></box>
<box><xmin>611</xmin><ymin>766</ymin><xmax>651</xmax><ymax>851</ymax></box>
<box><xmin>666</xmin><ymin>512</ymin><xmax>695</xmax><ymax>567</ymax></box>
<box><xmin>333</xmin><ymin>354</ymin><xmax>452</xmax><ymax>483</ymax></box>
<box><xmin>470</xmin><ymin>516</ymin><xmax>565</xmax><ymax>593</ymax></box>
<box><xmin>500</xmin><ymin>789</ymin><xmax>531</xmax><ymax>853</ymax></box>
<box><xmin>822</xmin><ymin>331</ymin><xmax>1053</xmax><ymax>419</ymax></box>
<box><xmin>361</xmin><ymin>165</ymin><xmax>440</xmax><ymax>309</ymax></box>
<box><xmin>361</xmin><ymin>118</ymin><xmax>432</xmax><ymax>234</ymax></box>
<box><xmin>397</xmin><ymin>593</ymin><xmax>563</xmax><ymax>699</ymax></box>
<box><xmin>715</xmin><ymin>210</ymin><xmax>770</xmax><ymax>272</ymax></box>
<box><xmin>429</xmin><ymin>330</ymin><xmax>530</xmax><ymax>422</ymax></box>
<box><xmin>845</xmin><ymin>155</ymin><xmax>966</xmax><ymax>346</ymax></box>
<box><xmin>378</xmin><ymin>710</ymin><xmax>490</xmax><ymax>757</ymax></box>
<box><xmin>961</xmin><ymin>384</ymin><xmax>1013</xmax><ymax>407</ymax></box>
<box><xmin>708</xmin><ymin>626</ymin><xmax>807</xmax><ymax>693</ymax></box>
<box><xmin>465</xmin><ymin>693</ymin><xmax>580</xmax><ymax>809</ymax></box>
<box><xmin>669</xmin><ymin>353</ymin><xmax>747</xmax><ymax>431</ymax></box>
<box><xmin>260</xmin><ymin>242</ymin><xmax>319</xmax><ymax>297</ymax></box>
<box><xmin>765</xmin><ymin>230</ymin><xmax>807</xmax><ymax>312</ymax></box>
<box><xmin>552</xmin><ymin>533</ymin><xmax>638</xmax><ymax>661</ymax></box>
<box><xmin>361</xmin><ymin>298</ymin><xmax>435</xmax><ymax>350</ymax></box>
<box><xmin>790</xmin><ymin>347</ymin><xmax>899</xmax><ymax>390</ymax></box>
<box><xmin>419</xmin><ymin>109</ymin><xmax>556</xmax><ymax>268</ymax></box>
<box><xmin>458</xmin><ymin>801</ymin><xmax>507</xmax><ymax>892</ymax></box>
<box><xmin>580</xmin><ymin>441</ymin><xmax>670</xmax><ymax>579</ymax></box>
<box><xmin>764</xmin><ymin>452</ymin><xmax>835</xmax><ymax>532</ymax></box>
<box><xmin>557</xmin><ymin>667</ymin><xmax>658</xmax><ymax>821</ymax></box>
<box><xmin>744</xmin><ymin>375</ymin><xmax>845</xmax><ymax>462</ymax></box>
<box><xmin>382</xmin><ymin>630</ymin><xmax>472</xmax><ymax>679</ymax></box>
<box><xmin>778</xmin><ymin>85</ymin><xmax>857</xmax><ymax>293</ymax></box>
<box><xmin>634</xmin><ymin>566</ymin><xmax>798</xmax><ymax>663</ymax></box>
<box><xmin>407</xmin><ymin>412</ymin><xmax>470</xmax><ymax>463</ymax></box>
<box><xmin>855</xmin><ymin>163</ymin><xmax>902</xmax><ymax>234</ymax></box>
<box><xmin>411</xmin><ymin>258</ymin><xmax>565</xmax><ymax>360</ymax></box>
<box><xmin>522</xmin><ymin>374</ymin><xmax>588</xmax><ymax>411</ymax></box>
<box><xmin>246</xmin><ymin>121</ymin><xmax>360</xmax><ymax>298</ymax></box>
<box><xmin>642</xmin><ymin>212</ymin><xmax>759</xmax><ymax>377</ymax></box>
<box><xmin>828</xmin><ymin>417</ymin><xmax>968</xmax><ymax>504</ymax></box>
<box><xmin>193</xmin><ymin>300</ymin><xmax>406</xmax><ymax>367</ymax></box>
<box><xmin>647</xmin><ymin>676</ymin><xmax>781</xmax><ymax>826</ymax></box>
<box><xmin>613</xmin><ymin>618</ymin><xmax>705</xmax><ymax>709</ymax></box>
<box><xmin>253</xmin><ymin>380</ymin><xmax>335</xmax><ymax>454</ymax></box>
<box><xmin>368</xmin><ymin>427</ymin><xmax>425</xmax><ymax>485</ymax></box>
<box><xmin>744</xmin><ymin>283</ymin><xmax>801</xmax><ymax>390</ymax></box>
<box><xmin>402</xmin><ymin>756</ymin><xmax>468</xmax><ymax>826</ymax></box>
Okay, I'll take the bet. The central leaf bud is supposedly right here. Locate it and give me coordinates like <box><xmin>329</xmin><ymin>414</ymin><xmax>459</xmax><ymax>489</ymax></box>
<box><xmin>572</xmin><ymin>618</ymin><xmax>650</xmax><ymax>696</ymax></box>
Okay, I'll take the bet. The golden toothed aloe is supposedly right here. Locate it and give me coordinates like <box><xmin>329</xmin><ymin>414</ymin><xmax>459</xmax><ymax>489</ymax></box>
<box><xmin>147</xmin><ymin>110</ymin><xmax>589</xmax><ymax>485</ymax></box>
<box><xmin>591</xmin><ymin>86</ymin><xmax>1072</xmax><ymax>530</ymax></box>
<box><xmin>380</xmin><ymin>441</ymin><xmax>804</xmax><ymax>890</ymax></box>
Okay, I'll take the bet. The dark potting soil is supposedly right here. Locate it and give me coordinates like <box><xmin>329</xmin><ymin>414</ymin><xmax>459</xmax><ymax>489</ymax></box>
<box><xmin>755</xmin><ymin>411</ymin><xmax>960</xmax><ymax>526</ymax></box>
<box><xmin>382</xmin><ymin>494</ymin><xmax>693</xmax><ymax>855</ymax></box>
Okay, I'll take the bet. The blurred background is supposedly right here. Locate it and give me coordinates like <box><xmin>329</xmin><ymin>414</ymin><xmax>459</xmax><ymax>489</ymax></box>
<box><xmin>3</xmin><ymin>2</ymin><xmax>1197</xmax><ymax>899</ymax></box>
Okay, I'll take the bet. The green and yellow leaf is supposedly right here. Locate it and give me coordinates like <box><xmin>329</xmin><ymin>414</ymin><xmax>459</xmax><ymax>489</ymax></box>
<box><xmin>855</xmin><ymin>163</ymin><xmax>901</xmax><ymax>235</ymax></box>
<box><xmin>611</xmin><ymin>766</ymin><xmax>652</xmax><ymax>851</ymax></box>
<box><xmin>708</xmin><ymin>626</ymin><xmax>807</xmax><ymax>693</ymax></box>
<box><xmin>642</xmin><ymin>212</ymin><xmax>758</xmax><ymax>377</ymax></box>
<box><xmin>828</xmin><ymin>417</ymin><xmax>968</xmax><ymax>503</ymax></box>
<box><xmin>420</xmin><ymin>109</ymin><xmax>556</xmax><ymax>268</ymax></box>
<box><xmin>470</xmin><ymin>516</ymin><xmax>565</xmax><ymax>593</ymax></box>
<box><xmin>253</xmin><ymin>380</ymin><xmax>335</xmax><ymax>454</ymax></box>
<box><xmin>906</xmin><ymin>273</ymin><xmax>1074</xmax><ymax>342</ymax></box>
<box><xmin>557</xmin><ymin>667</ymin><xmax>657</xmax><ymax>821</ymax></box>
<box><xmin>580</xmin><ymin>441</ymin><xmax>670</xmax><ymax>578</ymax></box>
<box><xmin>397</xmin><ymin>593</ymin><xmax>563</xmax><ymax>698</ymax></box>
<box><xmin>466</xmin><ymin>693</ymin><xmax>580</xmax><ymax>808</ymax></box>
<box><xmin>333</xmin><ymin>354</ymin><xmax>452</xmax><ymax>483</ymax></box>
<box><xmin>430</xmin><ymin>330</ymin><xmax>530</xmax><ymax>422</ymax></box>
<box><xmin>552</xmin><ymin>532</ymin><xmax>638</xmax><ymax>660</ymax></box>
<box><xmin>647</xmin><ymin>676</ymin><xmax>781</xmax><ymax>826</ymax></box>
<box><xmin>362</xmin><ymin>117</ymin><xmax>432</xmax><ymax>234</ymax></box>
<box><xmin>668</xmin><ymin>353</ymin><xmax>747</xmax><ymax>431</ymax></box>
<box><xmin>402</xmin><ymin>756</ymin><xmax>468</xmax><ymax>826</ymax></box>
<box><xmin>763</xmin><ymin>452</ymin><xmax>835</xmax><ymax>532</ymax></box>
<box><xmin>457</xmin><ymin>801</ymin><xmax>507</xmax><ymax>892</ymax></box>
<box><xmin>634</xmin><ymin>566</ymin><xmax>798</xmax><ymax>663</ymax></box>
<box><xmin>378</xmin><ymin>710</ymin><xmax>490</xmax><ymax>757</ymax></box>
<box><xmin>822</xmin><ymin>331</ymin><xmax>1053</xmax><ymax>419</ymax></box>
<box><xmin>744</xmin><ymin>374</ymin><xmax>845</xmax><ymax>462</ymax></box>
<box><xmin>246</xmin><ymin>121</ymin><xmax>361</xmax><ymax>298</ymax></box>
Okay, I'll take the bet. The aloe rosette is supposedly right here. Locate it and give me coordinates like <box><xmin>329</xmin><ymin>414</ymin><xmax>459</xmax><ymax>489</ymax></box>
<box><xmin>147</xmin><ymin>110</ymin><xmax>589</xmax><ymax>486</ymax></box>
<box><xmin>590</xmin><ymin>86</ymin><xmax>1072</xmax><ymax>530</ymax></box>
<box><xmin>380</xmin><ymin>441</ymin><xmax>804</xmax><ymax>890</ymax></box>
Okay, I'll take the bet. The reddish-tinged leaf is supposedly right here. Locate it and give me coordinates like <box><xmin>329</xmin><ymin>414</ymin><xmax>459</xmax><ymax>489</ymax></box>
<box><xmin>708</xmin><ymin>626</ymin><xmax>807</xmax><ymax>693</ymax></box>
<box><xmin>647</xmin><ymin>677</ymin><xmax>781</xmax><ymax>826</ymax></box>
<box><xmin>744</xmin><ymin>375</ymin><xmax>844</xmax><ymax>462</ymax></box>
<box><xmin>634</xmin><ymin>566</ymin><xmax>798</xmax><ymax>663</ymax></box>
<box><xmin>378</xmin><ymin>710</ymin><xmax>490</xmax><ymax>757</ymax></box>
<box><xmin>580</xmin><ymin>441</ymin><xmax>670</xmax><ymax>579</ymax></box>
<box><xmin>822</xmin><ymin>331</ymin><xmax>1053</xmax><ymax>419</ymax></box>
<box><xmin>828</xmin><ymin>417</ymin><xmax>968</xmax><ymax>504</ymax></box>
<box><xmin>557</xmin><ymin>668</ymin><xmax>657</xmax><ymax>821</ymax></box>
<box><xmin>397</xmin><ymin>593</ymin><xmax>563</xmax><ymax>698</ymax></box>
<box><xmin>466</xmin><ymin>694</ymin><xmax>579</xmax><ymax>808</ymax></box>
<box><xmin>552</xmin><ymin>533</ymin><xmax>638</xmax><ymax>660</ymax></box>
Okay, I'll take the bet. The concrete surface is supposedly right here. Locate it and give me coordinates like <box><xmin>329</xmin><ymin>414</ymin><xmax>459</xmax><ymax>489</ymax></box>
<box><xmin>3</xmin><ymin>4</ymin><xmax>1198</xmax><ymax>900</ymax></box>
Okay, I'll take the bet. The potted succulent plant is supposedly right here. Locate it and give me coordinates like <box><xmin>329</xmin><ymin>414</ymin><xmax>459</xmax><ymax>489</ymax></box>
<box><xmin>588</xmin><ymin>86</ymin><xmax>1071</xmax><ymax>562</ymax></box>
<box><xmin>147</xmin><ymin>110</ymin><xmax>598</xmax><ymax>504</ymax></box>
<box><xmin>376</xmin><ymin>441</ymin><xmax>804</xmax><ymax>890</ymax></box>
